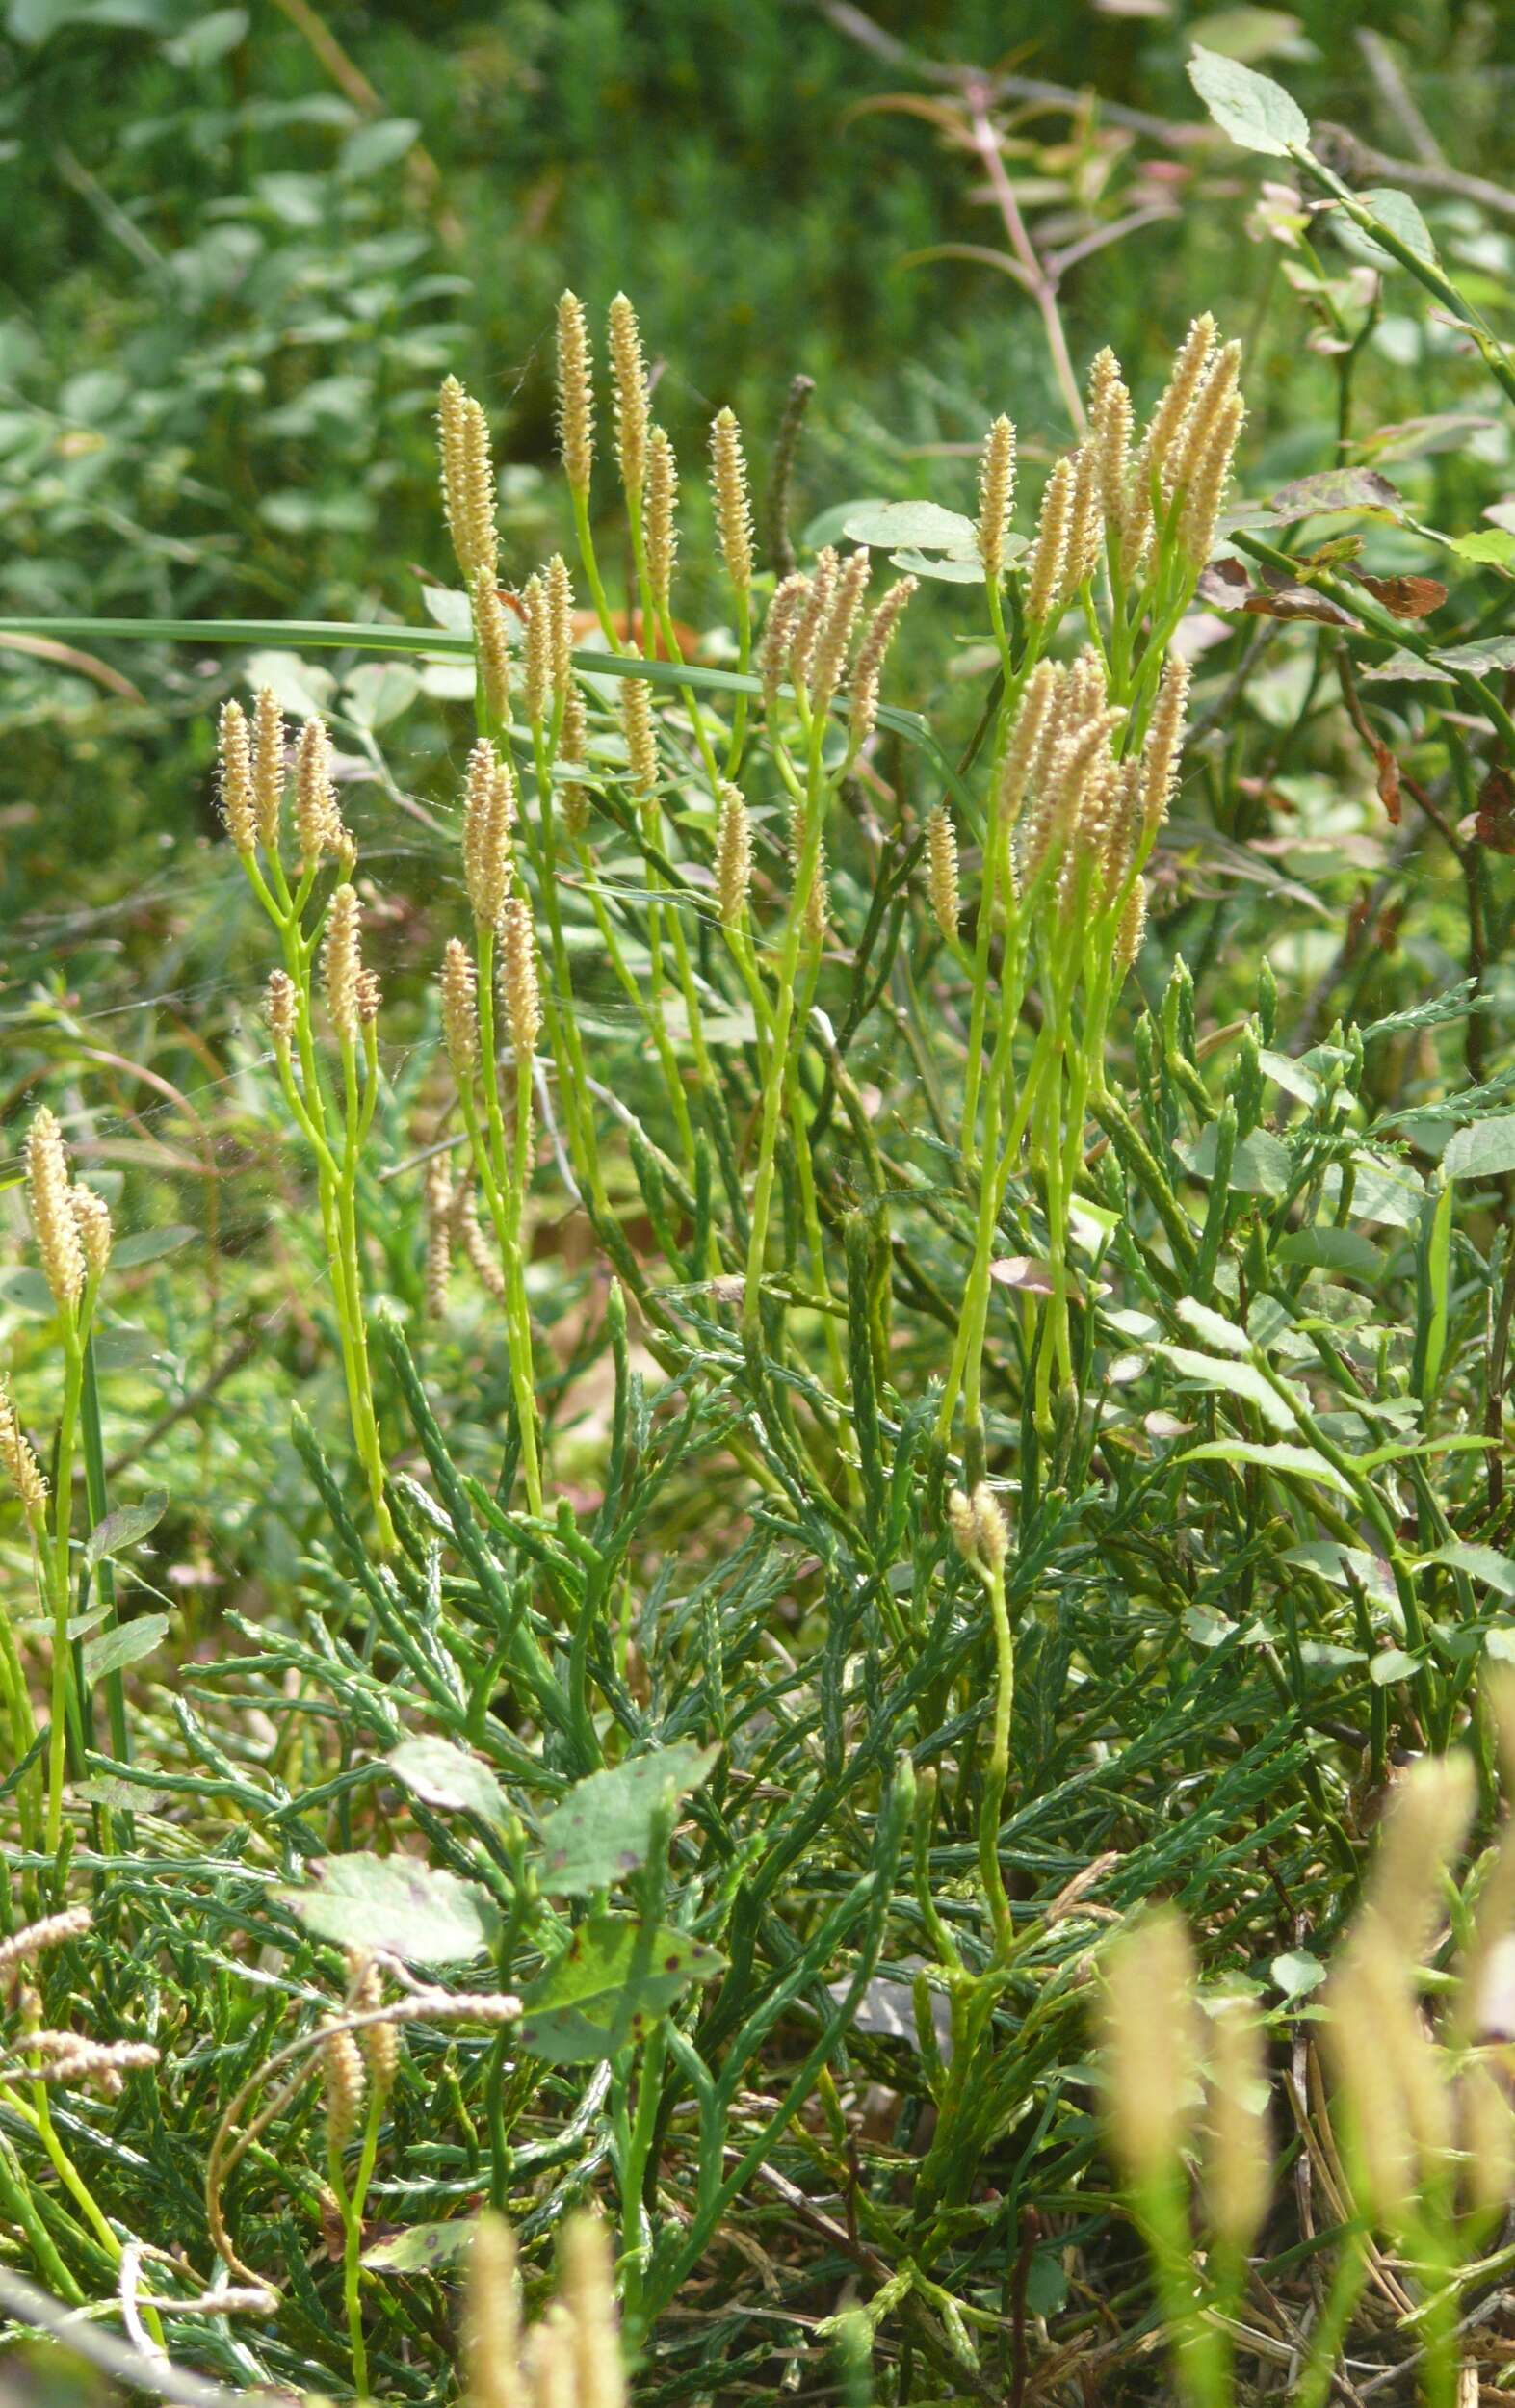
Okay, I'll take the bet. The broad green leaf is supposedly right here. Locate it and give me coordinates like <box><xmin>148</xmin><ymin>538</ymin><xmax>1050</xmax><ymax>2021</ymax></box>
<box><xmin>1156</xmin><ymin>1346</ymin><xmax>1295</xmax><ymax>1432</ymax></box>
<box><xmin>1183</xmin><ymin>1603</ymin><xmax>1236</xmax><ymax>1648</ymax></box>
<box><xmin>1257</xmin><ymin>1048</ymin><xmax>1321</xmax><ymax>1104</ymax></box>
<box><xmin>1271</xmin><ymin>1949</ymin><xmax>1325</xmax><ymax>1999</ymax></box>
<box><xmin>163</xmin><ymin>8</ymin><xmax>247</xmax><ymax>66</ymax></box>
<box><xmin>387</xmin><ymin>1736</ymin><xmax>509</xmax><ymax>1827</ymax></box>
<box><xmin>1321</xmin><ymin>1152</ymin><xmax>1424</xmax><ymax>1228</ymax></box>
<box><xmin>1180</xmin><ymin>1439</ymin><xmax>1352</xmax><ymax>1496</ymax></box>
<box><xmin>840</xmin><ymin>499</ymin><xmax>978</xmax><ymax>553</ymax></box>
<box><xmin>1487</xmin><ymin>1629</ymin><xmax>1515</xmax><ymax>1665</ymax></box>
<box><xmin>344</xmin><ymin>660</ymin><xmax>420</xmax><ymax>731</ymax></box>
<box><xmin>75</xmin><ymin>1772</ymin><xmax>166</xmax><ymax>1814</ymax></box>
<box><xmin>1275</xmin><ymin>1227</ymin><xmax>1381</xmax><ymax>1280</ymax></box>
<box><xmin>1267</xmin><ymin>468</ymin><xmax>1403</xmax><ymax>523</ymax></box>
<box><xmin>275</xmin><ymin>1852</ymin><xmax>501</xmax><ymax>1966</ymax></box>
<box><xmin>363</xmin><ymin>2220</ymin><xmax>477</xmax><ymax>2273</ymax></box>
<box><xmin>1024</xmin><ymin>2251</ymin><xmax>1069</xmax><ymax>2317</ymax></box>
<box><xmin>0</xmin><ymin>1267</ymin><xmax>58</xmax><ymax>1315</ymax></box>
<box><xmin>1371</xmin><ymin>1647</ymin><xmax>1423</xmax><ymax>1686</ymax></box>
<box><xmin>1174</xmin><ymin>1298</ymin><xmax>1252</xmax><ymax>1358</ymax></box>
<box><xmin>86</xmin><ymin>1489</ymin><xmax>168</xmax><ymax>1569</ymax></box>
<box><xmin>245</xmin><ymin>648</ymin><xmax>335</xmax><ymax>718</ymax></box>
<box><xmin>519</xmin><ymin>1917</ymin><xmax>724</xmax><ymax>2062</ymax></box>
<box><xmin>112</xmin><ymin>1225</ymin><xmax>197</xmax><ymax>1269</ymax></box>
<box><xmin>538</xmin><ymin>1742</ymin><xmax>720</xmax><ymax>1898</ymax></box>
<box><xmin>890</xmin><ymin>545</ymin><xmax>985</xmax><ymax>584</ymax></box>
<box><xmin>340</xmin><ymin>118</ymin><xmax>422</xmax><ymax>180</ymax></box>
<box><xmin>1450</xmin><ymin>529</ymin><xmax>1515</xmax><ymax>568</ymax></box>
<box><xmin>1334</xmin><ymin>188</ymin><xmax>1438</xmax><ymax>272</ymax></box>
<box><xmin>1180</xmin><ymin>1124</ymin><xmax>1291</xmax><ymax>1196</ymax></box>
<box><xmin>1444</xmin><ymin>1117</ymin><xmax>1515</xmax><ymax>1181</ymax></box>
<box><xmin>1188</xmin><ymin>44</ymin><xmax>1311</xmax><ymax>155</ymax></box>
<box><xmin>1422</xmin><ymin>1543</ymin><xmax>1515</xmax><ymax>1596</ymax></box>
<box><xmin>420</xmin><ymin>584</ymin><xmax>473</xmax><ymax>636</ymax></box>
<box><xmin>81</xmin><ymin>1612</ymin><xmax>169</xmax><ymax>1685</ymax></box>
<box><xmin>90</xmin><ymin>1326</ymin><xmax>159</xmax><ymax>1372</ymax></box>
<box><xmin>1282</xmin><ymin>1541</ymin><xmax>1397</xmax><ymax>1611</ymax></box>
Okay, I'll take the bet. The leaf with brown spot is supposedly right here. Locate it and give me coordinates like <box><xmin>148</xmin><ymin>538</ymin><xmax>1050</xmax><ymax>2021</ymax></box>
<box><xmin>519</xmin><ymin>1918</ymin><xmax>725</xmax><ymax>2063</ymax></box>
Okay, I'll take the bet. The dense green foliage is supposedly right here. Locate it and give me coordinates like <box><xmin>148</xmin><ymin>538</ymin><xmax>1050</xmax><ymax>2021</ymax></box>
<box><xmin>9</xmin><ymin>10</ymin><xmax>1515</xmax><ymax>2408</ymax></box>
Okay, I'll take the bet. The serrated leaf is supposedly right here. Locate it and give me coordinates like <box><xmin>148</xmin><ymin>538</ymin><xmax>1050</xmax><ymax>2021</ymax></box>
<box><xmin>840</xmin><ymin>499</ymin><xmax>978</xmax><ymax>553</ymax></box>
<box><xmin>1188</xmin><ymin>44</ymin><xmax>1310</xmax><ymax>153</ymax></box>
<box><xmin>1444</xmin><ymin>1117</ymin><xmax>1515</xmax><ymax>1181</ymax></box>
<box><xmin>110</xmin><ymin>1225</ymin><xmax>197</xmax><ymax>1269</ymax></box>
<box><xmin>1423</xmin><ymin>1543</ymin><xmax>1515</xmax><ymax>1597</ymax></box>
<box><xmin>387</xmin><ymin>1736</ymin><xmax>509</xmax><ymax>1827</ymax></box>
<box><xmin>81</xmin><ymin>1613</ymin><xmax>169</xmax><ymax>1685</ymax></box>
<box><xmin>1174</xmin><ymin>1298</ymin><xmax>1252</xmax><ymax>1358</ymax></box>
<box><xmin>1451</xmin><ymin>529</ymin><xmax>1515</xmax><ymax>568</ymax></box>
<box><xmin>86</xmin><ymin>1489</ymin><xmax>168</xmax><ymax>1568</ymax></box>
<box><xmin>363</xmin><ymin>2220</ymin><xmax>477</xmax><ymax>2273</ymax></box>
<box><xmin>275</xmin><ymin>1852</ymin><xmax>501</xmax><ymax>1966</ymax></box>
<box><xmin>1180</xmin><ymin>1439</ymin><xmax>1353</xmax><ymax>1496</ymax></box>
<box><xmin>519</xmin><ymin>1917</ymin><xmax>724</xmax><ymax>2062</ymax></box>
<box><xmin>538</xmin><ymin>1743</ymin><xmax>720</xmax><ymax>1897</ymax></box>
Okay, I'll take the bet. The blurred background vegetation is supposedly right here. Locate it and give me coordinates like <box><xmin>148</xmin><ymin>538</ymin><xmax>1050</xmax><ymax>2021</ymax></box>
<box><xmin>6</xmin><ymin>0</ymin><xmax>1515</xmax><ymax>790</ymax></box>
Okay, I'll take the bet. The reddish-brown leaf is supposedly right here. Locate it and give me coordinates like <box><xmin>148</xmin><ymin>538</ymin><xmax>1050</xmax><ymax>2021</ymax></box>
<box><xmin>1352</xmin><ymin>571</ymin><xmax>1447</xmax><ymax>620</ymax></box>
<box><xmin>1242</xmin><ymin>583</ymin><xmax>1359</xmax><ymax>628</ymax></box>
<box><xmin>1476</xmin><ymin>768</ymin><xmax>1515</xmax><ymax>854</ymax></box>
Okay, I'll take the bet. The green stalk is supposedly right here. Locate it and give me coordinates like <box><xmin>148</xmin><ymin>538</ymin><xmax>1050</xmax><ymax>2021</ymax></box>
<box><xmin>44</xmin><ymin>1322</ymin><xmax>85</xmax><ymax>1860</ymax></box>
<box><xmin>743</xmin><ymin>730</ymin><xmax>831</xmax><ymax>1335</ymax></box>
<box><xmin>979</xmin><ymin>1553</ymin><xmax>1015</xmax><ymax>1958</ymax></box>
